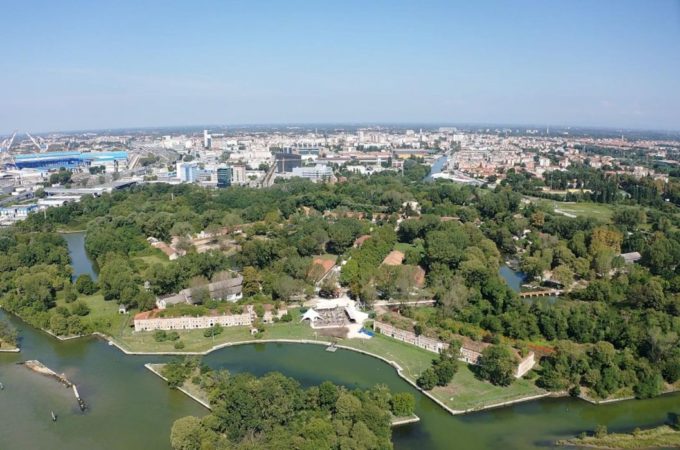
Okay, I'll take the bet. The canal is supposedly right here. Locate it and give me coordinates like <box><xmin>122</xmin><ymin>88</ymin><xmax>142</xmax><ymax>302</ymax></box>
<box><xmin>61</xmin><ymin>231</ymin><xmax>98</xmax><ymax>282</ymax></box>
<box><xmin>0</xmin><ymin>234</ymin><xmax>677</xmax><ymax>449</ymax></box>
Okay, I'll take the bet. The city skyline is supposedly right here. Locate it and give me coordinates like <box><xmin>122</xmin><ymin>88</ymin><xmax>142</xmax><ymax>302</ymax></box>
<box><xmin>2</xmin><ymin>0</ymin><xmax>680</xmax><ymax>133</ymax></box>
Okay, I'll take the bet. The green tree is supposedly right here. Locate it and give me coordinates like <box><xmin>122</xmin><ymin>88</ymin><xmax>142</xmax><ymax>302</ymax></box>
<box><xmin>70</xmin><ymin>300</ymin><xmax>91</xmax><ymax>316</ymax></box>
<box><xmin>241</xmin><ymin>266</ymin><xmax>262</xmax><ymax>297</ymax></box>
<box><xmin>416</xmin><ymin>367</ymin><xmax>439</xmax><ymax>390</ymax></box>
<box><xmin>170</xmin><ymin>416</ymin><xmax>204</xmax><ymax>450</ymax></box>
<box><xmin>478</xmin><ymin>345</ymin><xmax>517</xmax><ymax>386</ymax></box>
<box><xmin>390</xmin><ymin>392</ymin><xmax>415</xmax><ymax>417</ymax></box>
<box><xmin>0</xmin><ymin>320</ymin><xmax>18</xmax><ymax>347</ymax></box>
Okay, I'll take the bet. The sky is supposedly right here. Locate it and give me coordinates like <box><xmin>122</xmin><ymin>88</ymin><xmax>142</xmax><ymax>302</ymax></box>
<box><xmin>1</xmin><ymin>0</ymin><xmax>679</xmax><ymax>133</ymax></box>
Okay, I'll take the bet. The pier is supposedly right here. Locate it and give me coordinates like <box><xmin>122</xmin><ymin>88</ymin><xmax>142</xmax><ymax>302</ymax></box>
<box><xmin>21</xmin><ymin>360</ymin><xmax>87</xmax><ymax>411</ymax></box>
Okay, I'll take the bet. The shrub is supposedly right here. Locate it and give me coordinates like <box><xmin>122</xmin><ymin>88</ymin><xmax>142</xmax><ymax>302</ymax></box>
<box><xmin>71</xmin><ymin>301</ymin><xmax>91</xmax><ymax>317</ymax></box>
<box><xmin>154</xmin><ymin>330</ymin><xmax>168</xmax><ymax>342</ymax></box>
<box><xmin>75</xmin><ymin>275</ymin><xmax>98</xmax><ymax>295</ymax></box>
<box><xmin>416</xmin><ymin>367</ymin><xmax>438</xmax><ymax>390</ymax></box>
<box><xmin>390</xmin><ymin>392</ymin><xmax>415</xmax><ymax>417</ymax></box>
<box><xmin>64</xmin><ymin>285</ymin><xmax>78</xmax><ymax>303</ymax></box>
<box><xmin>280</xmin><ymin>313</ymin><xmax>293</xmax><ymax>322</ymax></box>
<box><xmin>174</xmin><ymin>341</ymin><xmax>185</xmax><ymax>350</ymax></box>
<box><xmin>167</xmin><ymin>331</ymin><xmax>180</xmax><ymax>341</ymax></box>
<box><xmin>203</xmin><ymin>324</ymin><xmax>223</xmax><ymax>338</ymax></box>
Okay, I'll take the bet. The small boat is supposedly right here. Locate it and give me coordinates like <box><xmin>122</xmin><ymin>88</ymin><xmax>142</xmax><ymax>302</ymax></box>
<box><xmin>51</xmin><ymin>411</ymin><xmax>57</xmax><ymax>422</ymax></box>
<box><xmin>0</xmin><ymin>382</ymin><xmax>4</xmax><ymax>390</ymax></box>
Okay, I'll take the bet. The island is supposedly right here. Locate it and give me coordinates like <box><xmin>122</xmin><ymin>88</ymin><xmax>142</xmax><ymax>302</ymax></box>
<box><xmin>146</xmin><ymin>357</ymin><xmax>417</xmax><ymax>449</ymax></box>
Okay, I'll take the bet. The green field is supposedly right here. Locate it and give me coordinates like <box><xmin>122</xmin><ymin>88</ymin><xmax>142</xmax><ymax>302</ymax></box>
<box><xmin>56</xmin><ymin>292</ymin><xmax>130</xmax><ymax>335</ymax></box>
<box><xmin>430</xmin><ymin>365</ymin><xmax>545</xmax><ymax>411</ymax></box>
<box><xmin>552</xmin><ymin>202</ymin><xmax>615</xmax><ymax>222</ymax></box>
<box><xmin>134</xmin><ymin>254</ymin><xmax>171</xmax><ymax>267</ymax></box>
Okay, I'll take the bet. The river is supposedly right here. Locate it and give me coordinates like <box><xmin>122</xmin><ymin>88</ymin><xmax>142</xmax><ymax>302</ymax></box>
<box><xmin>0</xmin><ymin>235</ymin><xmax>677</xmax><ymax>449</ymax></box>
<box><xmin>425</xmin><ymin>155</ymin><xmax>448</xmax><ymax>181</ymax></box>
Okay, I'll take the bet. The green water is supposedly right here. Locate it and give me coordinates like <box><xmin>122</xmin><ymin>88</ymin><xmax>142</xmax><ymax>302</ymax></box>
<box><xmin>1</xmin><ymin>310</ymin><xmax>679</xmax><ymax>450</ymax></box>
<box><xmin>0</xmin><ymin>233</ymin><xmax>677</xmax><ymax>449</ymax></box>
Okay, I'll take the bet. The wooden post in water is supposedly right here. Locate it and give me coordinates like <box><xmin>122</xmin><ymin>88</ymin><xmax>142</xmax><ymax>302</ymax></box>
<box><xmin>73</xmin><ymin>385</ymin><xmax>87</xmax><ymax>411</ymax></box>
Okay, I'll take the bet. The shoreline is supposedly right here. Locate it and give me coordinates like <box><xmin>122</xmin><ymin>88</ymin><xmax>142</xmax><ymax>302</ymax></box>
<box><xmin>2</xmin><ymin>309</ymin><xmax>676</xmax><ymax>418</ymax></box>
<box><xmin>145</xmin><ymin>361</ymin><xmax>422</xmax><ymax>427</ymax></box>
<box><xmin>144</xmin><ymin>363</ymin><xmax>212</xmax><ymax>410</ymax></box>
<box><xmin>0</xmin><ymin>347</ymin><xmax>20</xmax><ymax>353</ymax></box>
<box><xmin>95</xmin><ymin>332</ymin><xmax>559</xmax><ymax>416</ymax></box>
<box><xmin>98</xmin><ymin>332</ymin><xmax>680</xmax><ymax>414</ymax></box>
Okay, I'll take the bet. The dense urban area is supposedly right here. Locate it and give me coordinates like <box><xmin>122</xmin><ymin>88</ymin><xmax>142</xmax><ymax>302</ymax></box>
<box><xmin>2</xmin><ymin>124</ymin><xmax>680</xmax><ymax>449</ymax></box>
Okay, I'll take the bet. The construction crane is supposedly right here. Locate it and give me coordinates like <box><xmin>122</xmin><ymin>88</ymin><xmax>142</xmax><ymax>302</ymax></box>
<box><xmin>26</xmin><ymin>132</ymin><xmax>48</xmax><ymax>152</ymax></box>
<box><xmin>0</xmin><ymin>130</ymin><xmax>17</xmax><ymax>153</ymax></box>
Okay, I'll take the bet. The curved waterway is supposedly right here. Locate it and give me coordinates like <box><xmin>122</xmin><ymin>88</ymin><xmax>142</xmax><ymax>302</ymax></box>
<box><xmin>1</xmin><ymin>309</ymin><xmax>679</xmax><ymax>450</ymax></box>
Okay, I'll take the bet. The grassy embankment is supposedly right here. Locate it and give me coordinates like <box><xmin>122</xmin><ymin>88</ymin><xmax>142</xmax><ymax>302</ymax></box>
<box><xmin>557</xmin><ymin>425</ymin><xmax>680</xmax><ymax>449</ymax></box>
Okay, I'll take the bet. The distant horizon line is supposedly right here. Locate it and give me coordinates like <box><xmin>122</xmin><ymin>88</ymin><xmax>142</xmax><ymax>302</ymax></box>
<box><xmin>3</xmin><ymin>121</ymin><xmax>680</xmax><ymax>137</ymax></box>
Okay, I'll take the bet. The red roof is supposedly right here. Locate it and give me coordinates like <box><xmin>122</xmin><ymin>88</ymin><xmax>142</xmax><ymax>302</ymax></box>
<box><xmin>353</xmin><ymin>235</ymin><xmax>371</xmax><ymax>248</ymax></box>
<box><xmin>382</xmin><ymin>250</ymin><xmax>405</xmax><ymax>266</ymax></box>
<box><xmin>309</xmin><ymin>257</ymin><xmax>336</xmax><ymax>277</ymax></box>
<box><xmin>134</xmin><ymin>310</ymin><xmax>157</xmax><ymax>321</ymax></box>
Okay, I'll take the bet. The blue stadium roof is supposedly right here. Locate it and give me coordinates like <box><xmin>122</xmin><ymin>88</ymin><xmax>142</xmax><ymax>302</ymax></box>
<box><xmin>11</xmin><ymin>151</ymin><xmax>128</xmax><ymax>170</ymax></box>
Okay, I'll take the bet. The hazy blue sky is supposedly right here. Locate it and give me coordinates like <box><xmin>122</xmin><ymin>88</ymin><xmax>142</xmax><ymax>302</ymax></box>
<box><xmin>1</xmin><ymin>0</ymin><xmax>679</xmax><ymax>133</ymax></box>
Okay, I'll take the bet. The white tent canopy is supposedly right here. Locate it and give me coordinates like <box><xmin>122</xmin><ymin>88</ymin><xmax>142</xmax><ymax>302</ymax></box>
<box><xmin>301</xmin><ymin>309</ymin><xmax>321</xmax><ymax>322</ymax></box>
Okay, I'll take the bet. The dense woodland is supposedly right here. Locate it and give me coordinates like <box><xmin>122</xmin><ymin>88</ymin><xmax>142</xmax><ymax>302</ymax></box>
<box><xmin>163</xmin><ymin>358</ymin><xmax>414</xmax><ymax>450</ymax></box>
<box><xmin>0</xmin><ymin>165</ymin><xmax>678</xmax><ymax>401</ymax></box>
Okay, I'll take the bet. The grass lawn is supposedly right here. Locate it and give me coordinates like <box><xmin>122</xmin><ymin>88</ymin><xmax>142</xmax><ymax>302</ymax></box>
<box><xmin>339</xmin><ymin>333</ymin><xmax>434</xmax><ymax>380</ymax></box>
<box><xmin>557</xmin><ymin>425</ymin><xmax>680</xmax><ymax>449</ymax></box>
<box><xmin>430</xmin><ymin>365</ymin><xmax>545</xmax><ymax>411</ymax></box>
<box><xmin>134</xmin><ymin>254</ymin><xmax>171</xmax><ymax>267</ymax></box>
<box><xmin>552</xmin><ymin>202</ymin><xmax>615</xmax><ymax>222</ymax></box>
<box><xmin>115</xmin><ymin>310</ymin><xmax>323</xmax><ymax>353</ymax></box>
<box><xmin>56</xmin><ymin>292</ymin><xmax>130</xmax><ymax>335</ymax></box>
